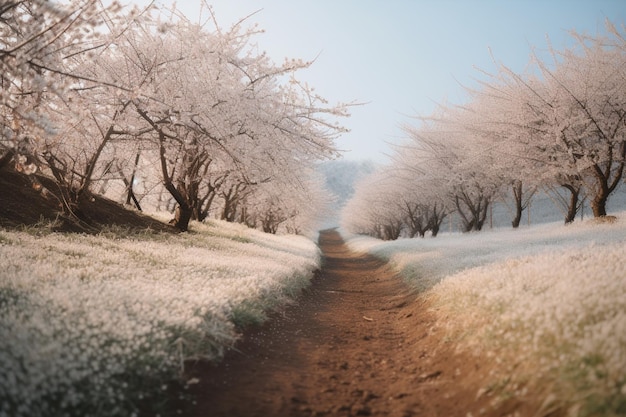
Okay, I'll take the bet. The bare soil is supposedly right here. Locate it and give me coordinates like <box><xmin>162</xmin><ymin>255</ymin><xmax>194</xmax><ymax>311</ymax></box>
<box><xmin>186</xmin><ymin>230</ymin><xmax>537</xmax><ymax>417</ymax></box>
<box><xmin>0</xmin><ymin>168</ymin><xmax>174</xmax><ymax>233</ymax></box>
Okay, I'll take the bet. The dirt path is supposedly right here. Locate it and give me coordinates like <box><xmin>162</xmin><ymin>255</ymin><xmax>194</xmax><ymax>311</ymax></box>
<box><xmin>186</xmin><ymin>230</ymin><xmax>510</xmax><ymax>417</ymax></box>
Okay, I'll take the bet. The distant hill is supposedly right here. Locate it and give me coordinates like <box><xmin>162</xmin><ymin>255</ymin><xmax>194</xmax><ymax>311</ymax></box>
<box><xmin>317</xmin><ymin>159</ymin><xmax>377</xmax><ymax>228</ymax></box>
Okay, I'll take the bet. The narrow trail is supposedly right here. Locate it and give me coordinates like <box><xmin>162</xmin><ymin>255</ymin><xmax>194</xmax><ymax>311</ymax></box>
<box><xmin>187</xmin><ymin>230</ymin><xmax>502</xmax><ymax>417</ymax></box>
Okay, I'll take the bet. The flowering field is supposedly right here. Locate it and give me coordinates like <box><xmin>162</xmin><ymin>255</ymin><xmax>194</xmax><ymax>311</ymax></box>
<box><xmin>344</xmin><ymin>215</ymin><xmax>626</xmax><ymax>416</ymax></box>
<box><xmin>0</xmin><ymin>220</ymin><xmax>320</xmax><ymax>417</ymax></box>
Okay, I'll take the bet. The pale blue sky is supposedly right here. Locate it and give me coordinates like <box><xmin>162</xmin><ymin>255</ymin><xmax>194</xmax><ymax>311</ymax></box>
<box><xmin>134</xmin><ymin>0</ymin><xmax>625</xmax><ymax>161</ymax></box>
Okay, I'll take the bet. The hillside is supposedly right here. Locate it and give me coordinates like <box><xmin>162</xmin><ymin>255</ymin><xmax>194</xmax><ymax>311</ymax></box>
<box><xmin>0</xmin><ymin>168</ymin><xmax>174</xmax><ymax>233</ymax></box>
<box><xmin>0</xmin><ymin>185</ymin><xmax>321</xmax><ymax>417</ymax></box>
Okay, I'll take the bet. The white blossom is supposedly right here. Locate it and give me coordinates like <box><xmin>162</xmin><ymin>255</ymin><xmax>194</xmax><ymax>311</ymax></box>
<box><xmin>0</xmin><ymin>220</ymin><xmax>320</xmax><ymax>417</ymax></box>
<box><xmin>344</xmin><ymin>213</ymin><xmax>626</xmax><ymax>412</ymax></box>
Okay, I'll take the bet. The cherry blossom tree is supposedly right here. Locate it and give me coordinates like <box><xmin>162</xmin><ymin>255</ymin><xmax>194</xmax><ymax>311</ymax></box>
<box><xmin>0</xmin><ymin>1</ymin><xmax>157</xmax><ymax>223</ymax></box>
<box><xmin>105</xmin><ymin>7</ymin><xmax>348</xmax><ymax>231</ymax></box>
<box><xmin>343</xmin><ymin>20</ymin><xmax>625</xmax><ymax>238</ymax></box>
<box><xmin>478</xmin><ymin>23</ymin><xmax>626</xmax><ymax>222</ymax></box>
<box><xmin>2</xmin><ymin>2</ymin><xmax>349</xmax><ymax>234</ymax></box>
<box><xmin>281</xmin><ymin>173</ymin><xmax>333</xmax><ymax>234</ymax></box>
<box><xmin>341</xmin><ymin>170</ymin><xmax>405</xmax><ymax>240</ymax></box>
<box><xmin>236</xmin><ymin>169</ymin><xmax>331</xmax><ymax>235</ymax></box>
<box><xmin>457</xmin><ymin>75</ymin><xmax>544</xmax><ymax>228</ymax></box>
<box><xmin>538</xmin><ymin>27</ymin><xmax>626</xmax><ymax>218</ymax></box>
<box><xmin>403</xmin><ymin>107</ymin><xmax>504</xmax><ymax>233</ymax></box>
<box><xmin>478</xmin><ymin>22</ymin><xmax>626</xmax><ymax>222</ymax></box>
<box><xmin>389</xmin><ymin>148</ymin><xmax>451</xmax><ymax>237</ymax></box>
<box><xmin>0</xmin><ymin>0</ymin><xmax>124</xmax><ymax>172</ymax></box>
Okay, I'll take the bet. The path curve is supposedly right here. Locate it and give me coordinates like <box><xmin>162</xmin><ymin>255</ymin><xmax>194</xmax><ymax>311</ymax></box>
<box><xmin>187</xmin><ymin>230</ymin><xmax>505</xmax><ymax>417</ymax></box>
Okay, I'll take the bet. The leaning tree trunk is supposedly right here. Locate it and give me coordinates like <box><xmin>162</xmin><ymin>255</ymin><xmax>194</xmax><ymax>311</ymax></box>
<box><xmin>161</xmin><ymin>180</ymin><xmax>193</xmax><ymax>231</ymax></box>
<box><xmin>172</xmin><ymin>205</ymin><xmax>192</xmax><ymax>232</ymax></box>
<box><xmin>475</xmin><ymin>198</ymin><xmax>489</xmax><ymax>231</ymax></box>
<box><xmin>123</xmin><ymin>152</ymin><xmax>142</xmax><ymax>211</ymax></box>
<box><xmin>563</xmin><ymin>184</ymin><xmax>580</xmax><ymax>224</ymax></box>
<box><xmin>455</xmin><ymin>196</ymin><xmax>474</xmax><ymax>232</ymax></box>
<box><xmin>156</xmin><ymin>135</ymin><xmax>192</xmax><ymax>231</ymax></box>
<box><xmin>137</xmin><ymin>107</ymin><xmax>193</xmax><ymax>231</ymax></box>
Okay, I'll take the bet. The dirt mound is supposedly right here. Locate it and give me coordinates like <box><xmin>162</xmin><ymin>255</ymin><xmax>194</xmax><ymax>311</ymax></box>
<box><xmin>0</xmin><ymin>168</ymin><xmax>174</xmax><ymax>233</ymax></box>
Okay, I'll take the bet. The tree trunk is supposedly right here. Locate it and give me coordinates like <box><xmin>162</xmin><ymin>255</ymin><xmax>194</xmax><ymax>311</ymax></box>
<box><xmin>124</xmin><ymin>152</ymin><xmax>142</xmax><ymax>211</ymax></box>
<box><xmin>455</xmin><ymin>193</ymin><xmax>490</xmax><ymax>232</ymax></box>
<box><xmin>165</xmin><ymin>188</ymin><xmax>192</xmax><ymax>231</ymax></box>
<box><xmin>587</xmin><ymin>139</ymin><xmax>625</xmax><ymax>219</ymax></box>
<box><xmin>127</xmin><ymin>190</ymin><xmax>142</xmax><ymax>211</ymax></box>
<box><xmin>43</xmin><ymin>152</ymin><xmax>80</xmax><ymax>217</ymax></box>
<box><xmin>563</xmin><ymin>184</ymin><xmax>580</xmax><ymax>224</ymax></box>
<box><xmin>221</xmin><ymin>198</ymin><xmax>237</xmax><ymax>222</ymax></box>
<box><xmin>511</xmin><ymin>210</ymin><xmax>522</xmax><ymax>229</ymax></box>
<box><xmin>511</xmin><ymin>181</ymin><xmax>523</xmax><ymax>228</ymax></box>
<box><xmin>162</xmin><ymin>181</ymin><xmax>193</xmax><ymax>231</ymax></box>
<box><xmin>429</xmin><ymin>204</ymin><xmax>445</xmax><ymax>237</ymax></box>
<box><xmin>80</xmin><ymin>124</ymin><xmax>116</xmax><ymax>198</ymax></box>
<box><xmin>197</xmin><ymin>191</ymin><xmax>216</xmax><ymax>222</ymax></box>
<box><xmin>591</xmin><ymin>194</ymin><xmax>608</xmax><ymax>217</ymax></box>
<box><xmin>173</xmin><ymin>205</ymin><xmax>192</xmax><ymax>232</ymax></box>
<box><xmin>588</xmin><ymin>198</ymin><xmax>603</xmax><ymax>218</ymax></box>
<box><xmin>455</xmin><ymin>196</ymin><xmax>474</xmax><ymax>232</ymax></box>
<box><xmin>475</xmin><ymin>199</ymin><xmax>489</xmax><ymax>231</ymax></box>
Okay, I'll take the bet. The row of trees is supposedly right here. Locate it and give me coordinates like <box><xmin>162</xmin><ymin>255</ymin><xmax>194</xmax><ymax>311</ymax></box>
<box><xmin>1</xmin><ymin>1</ymin><xmax>349</xmax><ymax>232</ymax></box>
<box><xmin>343</xmin><ymin>21</ymin><xmax>626</xmax><ymax>239</ymax></box>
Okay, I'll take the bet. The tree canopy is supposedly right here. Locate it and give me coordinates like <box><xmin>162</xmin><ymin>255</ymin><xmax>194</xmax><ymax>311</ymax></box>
<box><xmin>1</xmin><ymin>1</ymin><xmax>350</xmax><ymax>233</ymax></box>
<box><xmin>342</xmin><ymin>20</ymin><xmax>626</xmax><ymax>239</ymax></box>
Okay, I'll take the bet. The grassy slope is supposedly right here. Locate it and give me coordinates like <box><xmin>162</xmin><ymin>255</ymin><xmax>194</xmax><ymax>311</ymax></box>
<box><xmin>0</xmin><ymin>169</ymin><xmax>321</xmax><ymax>417</ymax></box>
<box><xmin>344</xmin><ymin>216</ymin><xmax>626</xmax><ymax>416</ymax></box>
